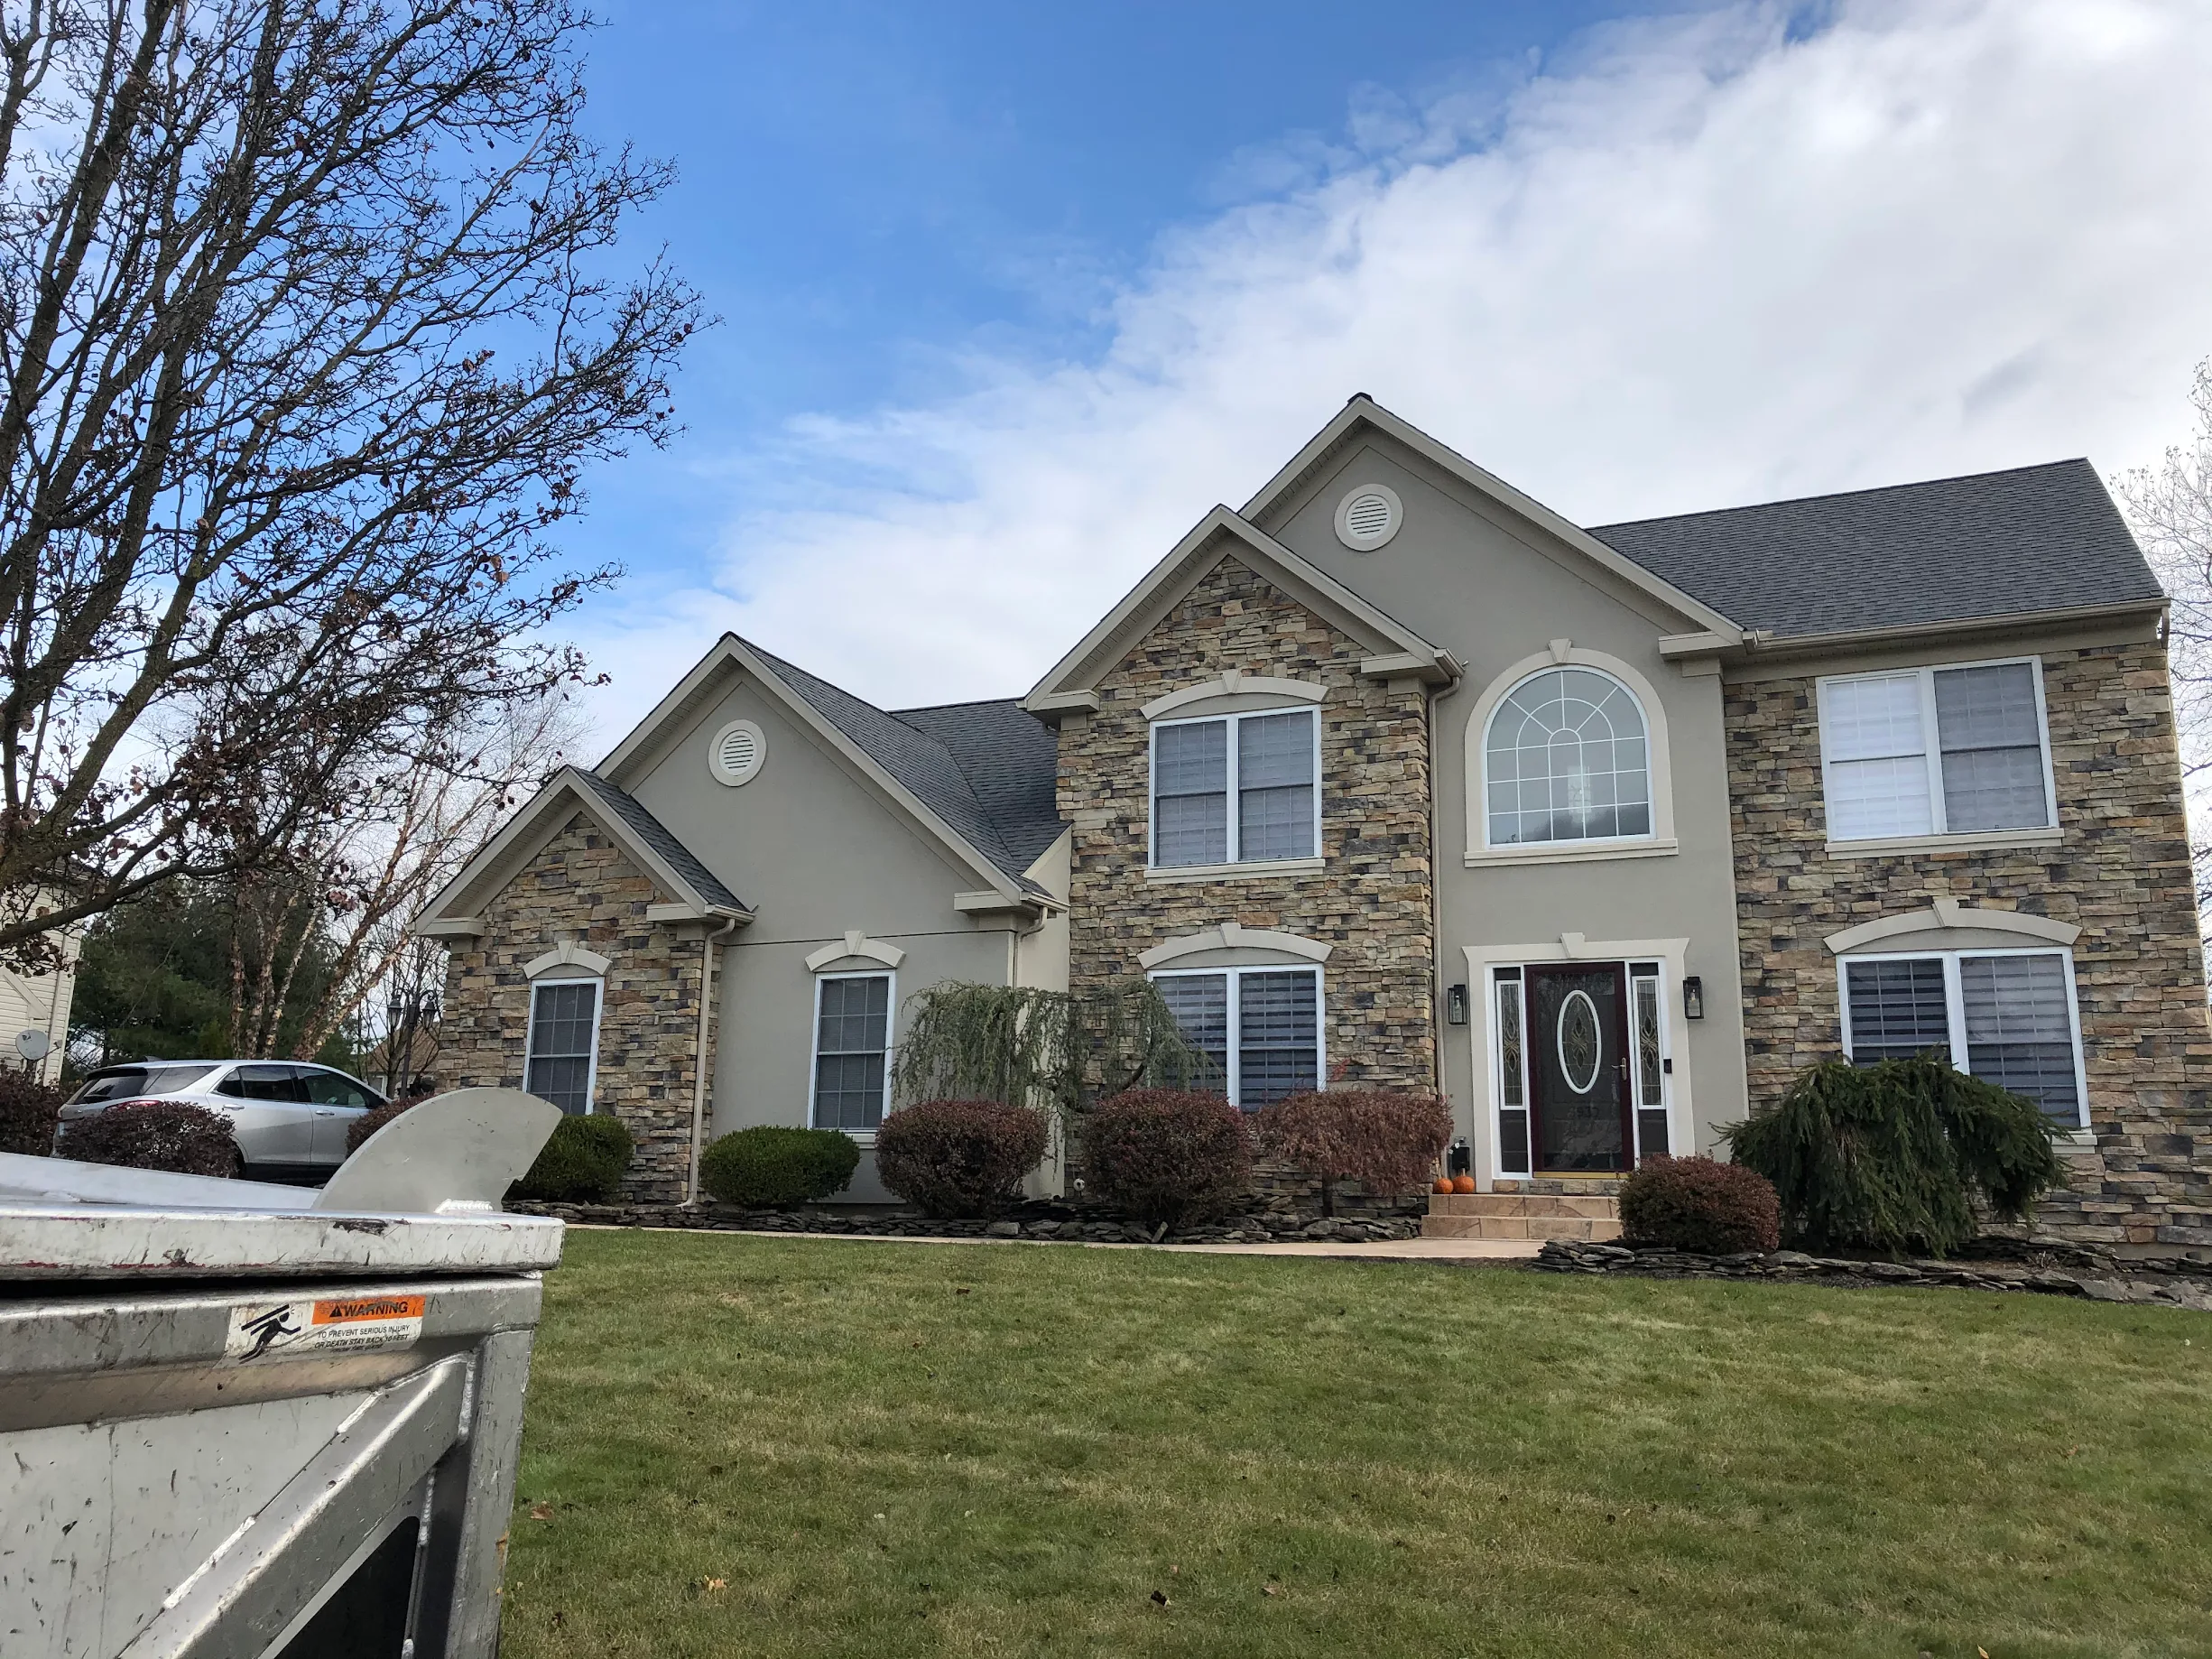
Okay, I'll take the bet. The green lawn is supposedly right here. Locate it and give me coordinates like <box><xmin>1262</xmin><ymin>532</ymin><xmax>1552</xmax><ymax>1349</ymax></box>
<box><xmin>502</xmin><ymin>1230</ymin><xmax>2212</xmax><ymax>1659</ymax></box>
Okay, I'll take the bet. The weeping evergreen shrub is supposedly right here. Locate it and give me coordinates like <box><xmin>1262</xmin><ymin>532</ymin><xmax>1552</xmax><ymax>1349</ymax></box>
<box><xmin>1723</xmin><ymin>1055</ymin><xmax>2065</xmax><ymax>1257</ymax></box>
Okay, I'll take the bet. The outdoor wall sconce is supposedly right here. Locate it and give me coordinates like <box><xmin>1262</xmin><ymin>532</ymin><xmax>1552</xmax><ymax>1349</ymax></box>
<box><xmin>1446</xmin><ymin>982</ymin><xmax>1468</xmax><ymax>1025</ymax></box>
<box><xmin>1682</xmin><ymin>975</ymin><xmax>1705</xmax><ymax>1020</ymax></box>
<box><xmin>1448</xmin><ymin>1138</ymin><xmax>1472</xmax><ymax>1176</ymax></box>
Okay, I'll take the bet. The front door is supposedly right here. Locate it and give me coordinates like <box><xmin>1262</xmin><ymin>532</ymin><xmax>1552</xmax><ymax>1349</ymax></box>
<box><xmin>1524</xmin><ymin>964</ymin><xmax>1634</xmax><ymax>1173</ymax></box>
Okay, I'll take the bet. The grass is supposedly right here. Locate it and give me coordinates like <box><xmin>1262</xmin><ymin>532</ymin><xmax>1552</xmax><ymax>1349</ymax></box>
<box><xmin>501</xmin><ymin>1230</ymin><xmax>2212</xmax><ymax>1659</ymax></box>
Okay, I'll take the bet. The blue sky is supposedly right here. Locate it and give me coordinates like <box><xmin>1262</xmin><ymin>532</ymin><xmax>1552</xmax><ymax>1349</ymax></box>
<box><xmin>550</xmin><ymin>0</ymin><xmax>2212</xmax><ymax>741</ymax></box>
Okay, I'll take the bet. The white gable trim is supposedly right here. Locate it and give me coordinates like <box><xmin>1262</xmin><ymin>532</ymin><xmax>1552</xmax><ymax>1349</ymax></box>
<box><xmin>416</xmin><ymin>769</ymin><xmax>745</xmax><ymax>933</ymax></box>
<box><xmin>1243</xmin><ymin>397</ymin><xmax>1745</xmax><ymax>641</ymax></box>
<box><xmin>597</xmin><ymin>634</ymin><xmax>1036</xmax><ymax>910</ymax></box>
<box><xmin>1024</xmin><ymin>506</ymin><xmax>1458</xmax><ymax>709</ymax></box>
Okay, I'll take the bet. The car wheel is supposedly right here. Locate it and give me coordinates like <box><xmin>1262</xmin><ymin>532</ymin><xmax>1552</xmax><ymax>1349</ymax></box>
<box><xmin>227</xmin><ymin>1145</ymin><xmax>246</xmax><ymax>1180</ymax></box>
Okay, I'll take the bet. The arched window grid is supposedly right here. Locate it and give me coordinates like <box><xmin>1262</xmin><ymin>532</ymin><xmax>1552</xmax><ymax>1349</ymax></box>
<box><xmin>1483</xmin><ymin>666</ymin><xmax>1655</xmax><ymax>848</ymax></box>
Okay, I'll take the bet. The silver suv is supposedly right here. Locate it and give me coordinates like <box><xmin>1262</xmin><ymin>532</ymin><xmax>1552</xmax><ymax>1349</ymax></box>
<box><xmin>58</xmin><ymin>1060</ymin><xmax>388</xmax><ymax>1178</ymax></box>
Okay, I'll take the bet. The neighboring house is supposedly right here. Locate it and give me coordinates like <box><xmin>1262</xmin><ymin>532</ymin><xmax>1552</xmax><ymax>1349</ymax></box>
<box><xmin>419</xmin><ymin>397</ymin><xmax>2209</xmax><ymax>1249</ymax></box>
<box><xmin>0</xmin><ymin>900</ymin><xmax>81</xmax><ymax>1086</ymax></box>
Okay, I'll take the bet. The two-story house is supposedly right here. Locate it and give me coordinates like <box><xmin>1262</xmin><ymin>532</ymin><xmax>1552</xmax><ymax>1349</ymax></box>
<box><xmin>420</xmin><ymin>397</ymin><xmax>2209</xmax><ymax>1249</ymax></box>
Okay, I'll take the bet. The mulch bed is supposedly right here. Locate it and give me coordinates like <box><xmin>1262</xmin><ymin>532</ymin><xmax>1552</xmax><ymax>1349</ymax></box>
<box><xmin>1534</xmin><ymin>1237</ymin><xmax>2212</xmax><ymax>1310</ymax></box>
<box><xmin>506</xmin><ymin>1197</ymin><xmax>1422</xmax><ymax>1247</ymax></box>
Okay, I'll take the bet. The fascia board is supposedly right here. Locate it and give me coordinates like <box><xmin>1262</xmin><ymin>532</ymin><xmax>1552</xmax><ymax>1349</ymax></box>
<box><xmin>414</xmin><ymin>770</ymin><xmax>719</xmax><ymax>931</ymax></box>
<box><xmin>597</xmin><ymin>634</ymin><xmax>749</xmax><ymax>783</ymax></box>
<box><xmin>1023</xmin><ymin>505</ymin><xmax>1450</xmax><ymax>705</ymax></box>
<box><xmin>723</xmin><ymin>639</ymin><xmax>1032</xmax><ymax>906</ymax></box>
<box><xmin>1243</xmin><ymin>397</ymin><xmax>1745</xmax><ymax>643</ymax></box>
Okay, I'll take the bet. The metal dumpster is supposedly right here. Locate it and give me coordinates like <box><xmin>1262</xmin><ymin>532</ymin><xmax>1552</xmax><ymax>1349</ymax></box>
<box><xmin>0</xmin><ymin>1087</ymin><xmax>565</xmax><ymax>1658</ymax></box>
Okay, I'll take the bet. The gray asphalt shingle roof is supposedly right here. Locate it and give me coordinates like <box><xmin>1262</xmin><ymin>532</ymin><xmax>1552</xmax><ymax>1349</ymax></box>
<box><xmin>745</xmin><ymin>644</ymin><xmax>1060</xmax><ymax>892</ymax></box>
<box><xmin>1590</xmin><ymin>459</ymin><xmax>2164</xmax><ymax>639</ymax></box>
<box><xmin>571</xmin><ymin>768</ymin><xmax>748</xmax><ymax>913</ymax></box>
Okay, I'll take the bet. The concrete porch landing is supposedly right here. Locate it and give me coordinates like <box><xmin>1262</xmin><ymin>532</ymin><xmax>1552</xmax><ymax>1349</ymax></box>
<box><xmin>1423</xmin><ymin>1189</ymin><xmax>1623</xmax><ymax>1244</ymax></box>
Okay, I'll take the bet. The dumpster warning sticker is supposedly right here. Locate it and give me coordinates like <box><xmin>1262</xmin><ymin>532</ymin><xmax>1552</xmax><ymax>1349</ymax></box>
<box><xmin>223</xmin><ymin>1293</ymin><xmax>427</xmax><ymax>1363</ymax></box>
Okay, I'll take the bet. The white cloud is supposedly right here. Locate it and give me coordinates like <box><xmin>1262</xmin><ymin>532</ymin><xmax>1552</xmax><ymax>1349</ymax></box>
<box><xmin>577</xmin><ymin>0</ymin><xmax>2212</xmax><ymax>741</ymax></box>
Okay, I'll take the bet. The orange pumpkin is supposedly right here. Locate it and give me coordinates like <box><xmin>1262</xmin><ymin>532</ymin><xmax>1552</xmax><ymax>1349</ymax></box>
<box><xmin>1433</xmin><ymin>1176</ymin><xmax>1454</xmax><ymax>1194</ymax></box>
<box><xmin>1451</xmin><ymin>1173</ymin><xmax>1477</xmax><ymax>1194</ymax></box>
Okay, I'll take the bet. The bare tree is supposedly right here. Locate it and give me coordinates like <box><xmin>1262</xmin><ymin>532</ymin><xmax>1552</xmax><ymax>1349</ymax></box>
<box><xmin>0</xmin><ymin>0</ymin><xmax>699</xmax><ymax>969</ymax></box>
<box><xmin>2115</xmin><ymin>357</ymin><xmax>2212</xmax><ymax>912</ymax></box>
<box><xmin>225</xmin><ymin>687</ymin><xmax>583</xmax><ymax>1060</ymax></box>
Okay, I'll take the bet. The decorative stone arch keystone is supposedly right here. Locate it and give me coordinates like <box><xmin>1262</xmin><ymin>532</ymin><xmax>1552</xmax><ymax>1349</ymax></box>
<box><xmin>523</xmin><ymin>941</ymin><xmax>612</xmax><ymax>979</ymax></box>
<box><xmin>1824</xmin><ymin>898</ymin><xmax>2082</xmax><ymax>956</ymax></box>
<box><xmin>1137</xmin><ymin>923</ymin><xmax>1333</xmax><ymax>970</ymax></box>
<box><xmin>1141</xmin><ymin>671</ymin><xmax>1329</xmax><ymax>722</ymax></box>
<box><xmin>804</xmin><ymin>931</ymin><xmax>908</xmax><ymax>972</ymax></box>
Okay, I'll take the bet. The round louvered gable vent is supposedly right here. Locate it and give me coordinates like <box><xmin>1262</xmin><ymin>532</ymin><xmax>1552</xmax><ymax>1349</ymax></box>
<box><xmin>1333</xmin><ymin>482</ymin><xmax>1402</xmax><ymax>550</ymax></box>
<box><xmin>709</xmin><ymin>718</ymin><xmax>766</xmax><ymax>786</ymax></box>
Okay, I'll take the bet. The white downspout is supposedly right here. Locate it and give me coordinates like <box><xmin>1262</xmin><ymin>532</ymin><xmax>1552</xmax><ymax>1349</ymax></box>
<box><xmin>688</xmin><ymin>913</ymin><xmax>745</xmax><ymax>1205</ymax></box>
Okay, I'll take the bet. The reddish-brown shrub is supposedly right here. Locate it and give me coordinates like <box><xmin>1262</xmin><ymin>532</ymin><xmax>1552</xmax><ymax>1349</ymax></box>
<box><xmin>1619</xmin><ymin>1155</ymin><xmax>1782</xmax><ymax>1255</ymax></box>
<box><xmin>59</xmin><ymin>1100</ymin><xmax>239</xmax><ymax>1177</ymax></box>
<box><xmin>344</xmin><ymin>1090</ymin><xmax>430</xmax><ymax>1154</ymax></box>
<box><xmin>0</xmin><ymin>1070</ymin><xmax>65</xmax><ymax>1155</ymax></box>
<box><xmin>1085</xmin><ymin>1089</ymin><xmax>1252</xmax><ymax>1231</ymax></box>
<box><xmin>1256</xmin><ymin>1089</ymin><xmax>1454</xmax><ymax>1216</ymax></box>
<box><xmin>875</xmin><ymin>1098</ymin><xmax>1050</xmax><ymax>1218</ymax></box>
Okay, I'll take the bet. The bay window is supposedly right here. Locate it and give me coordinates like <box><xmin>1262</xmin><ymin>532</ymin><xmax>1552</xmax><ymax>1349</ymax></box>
<box><xmin>1819</xmin><ymin>659</ymin><xmax>2054</xmax><ymax>842</ymax></box>
<box><xmin>1150</xmin><ymin>708</ymin><xmax>1319</xmax><ymax>867</ymax></box>
<box><xmin>1839</xmin><ymin>948</ymin><xmax>2086</xmax><ymax>1126</ymax></box>
<box><xmin>1152</xmin><ymin>966</ymin><xmax>1322</xmax><ymax>1108</ymax></box>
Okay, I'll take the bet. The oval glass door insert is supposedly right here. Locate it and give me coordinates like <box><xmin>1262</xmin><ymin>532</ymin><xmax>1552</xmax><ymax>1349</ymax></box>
<box><xmin>1557</xmin><ymin>989</ymin><xmax>1602</xmax><ymax>1094</ymax></box>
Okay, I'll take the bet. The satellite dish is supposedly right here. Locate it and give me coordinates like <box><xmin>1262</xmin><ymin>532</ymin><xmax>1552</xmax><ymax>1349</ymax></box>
<box><xmin>15</xmin><ymin>1028</ymin><xmax>51</xmax><ymax>1061</ymax></box>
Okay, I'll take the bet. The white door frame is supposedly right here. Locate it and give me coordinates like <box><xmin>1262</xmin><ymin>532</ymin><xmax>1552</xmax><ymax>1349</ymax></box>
<box><xmin>1460</xmin><ymin>936</ymin><xmax>1693</xmax><ymax>1191</ymax></box>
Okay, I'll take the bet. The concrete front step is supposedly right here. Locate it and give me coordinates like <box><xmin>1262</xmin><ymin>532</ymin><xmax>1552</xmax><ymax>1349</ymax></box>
<box><xmin>1422</xmin><ymin>1189</ymin><xmax>1623</xmax><ymax>1243</ymax></box>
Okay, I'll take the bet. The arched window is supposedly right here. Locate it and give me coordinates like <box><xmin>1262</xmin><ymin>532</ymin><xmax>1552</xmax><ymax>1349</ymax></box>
<box><xmin>1484</xmin><ymin>667</ymin><xmax>1652</xmax><ymax>846</ymax></box>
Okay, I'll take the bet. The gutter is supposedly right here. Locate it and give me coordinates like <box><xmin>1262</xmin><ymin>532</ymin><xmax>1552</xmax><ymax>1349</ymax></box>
<box><xmin>1659</xmin><ymin>598</ymin><xmax>2167</xmax><ymax>667</ymax></box>
<box><xmin>686</xmin><ymin>909</ymin><xmax>748</xmax><ymax>1205</ymax></box>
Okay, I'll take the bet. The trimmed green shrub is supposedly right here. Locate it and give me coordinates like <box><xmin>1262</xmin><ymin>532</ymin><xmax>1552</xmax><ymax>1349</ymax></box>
<box><xmin>1085</xmin><ymin>1089</ymin><xmax>1252</xmax><ymax>1231</ymax></box>
<box><xmin>876</xmin><ymin>1098</ymin><xmax>1049</xmax><ymax>1218</ymax></box>
<box><xmin>1619</xmin><ymin>1155</ymin><xmax>1782</xmax><ymax>1254</ymax></box>
<box><xmin>1725</xmin><ymin>1055</ymin><xmax>2066</xmax><ymax>1257</ymax></box>
<box><xmin>509</xmin><ymin>1113</ymin><xmax>634</xmax><ymax>1203</ymax></box>
<box><xmin>0</xmin><ymin>1070</ymin><xmax>65</xmax><ymax>1155</ymax></box>
<box><xmin>1256</xmin><ymin>1089</ymin><xmax>1455</xmax><ymax>1217</ymax></box>
<box><xmin>700</xmin><ymin>1126</ymin><xmax>861</xmax><ymax>1208</ymax></box>
<box><xmin>344</xmin><ymin>1090</ymin><xmax>430</xmax><ymax>1154</ymax></box>
<box><xmin>60</xmin><ymin>1100</ymin><xmax>238</xmax><ymax>1175</ymax></box>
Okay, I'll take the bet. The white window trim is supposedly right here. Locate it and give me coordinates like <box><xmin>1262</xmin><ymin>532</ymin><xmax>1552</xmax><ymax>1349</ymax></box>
<box><xmin>808</xmin><ymin>968</ymin><xmax>895</xmax><ymax>1142</ymax></box>
<box><xmin>1465</xmin><ymin>646</ymin><xmax>1676</xmax><ymax>866</ymax></box>
<box><xmin>1815</xmin><ymin>654</ymin><xmax>2059</xmax><ymax>849</ymax></box>
<box><xmin>1461</xmin><ymin>937</ymin><xmax>1694</xmax><ymax>1190</ymax></box>
<box><xmin>1148</xmin><ymin>963</ymin><xmax>1327</xmax><ymax>1108</ymax></box>
<box><xmin>523</xmin><ymin>975</ymin><xmax>606</xmax><ymax>1117</ymax></box>
<box><xmin>1147</xmin><ymin>704</ymin><xmax>1323</xmax><ymax>872</ymax></box>
<box><xmin>1837</xmin><ymin>945</ymin><xmax>2088</xmax><ymax>1131</ymax></box>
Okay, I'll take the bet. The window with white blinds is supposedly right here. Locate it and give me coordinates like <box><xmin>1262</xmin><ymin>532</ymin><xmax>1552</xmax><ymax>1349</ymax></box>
<box><xmin>1150</xmin><ymin>708</ymin><xmax>1319</xmax><ymax>867</ymax></box>
<box><xmin>1818</xmin><ymin>659</ymin><xmax>2053</xmax><ymax>842</ymax></box>
<box><xmin>525</xmin><ymin>979</ymin><xmax>602</xmax><ymax>1116</ymax></box>
<box><xmin>1151</xmin><ymin>966</ymin><xmax>1322</xmax><ymax>1108</ymax></box>
<box><xmin>1839</xmin><ymin>948</ymin><xmax>2085</xmax><ymax>1126</ymax></box>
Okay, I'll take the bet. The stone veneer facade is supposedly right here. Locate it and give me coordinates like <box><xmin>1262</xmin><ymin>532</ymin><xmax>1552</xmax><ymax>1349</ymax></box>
<box><xmin>1726</xmin><ymin>642</ymin><xmax>2212</xmax><ymax>1252</ymax></box>
<box><xmin>439</xmin><ymin>814</ymin><xmax>708</xmax><ymax>1202</ymax></box>
<box><xmin>1059</xmin><ymin>553</ymin><xmax>1437</xmax><ymax>1094</ymax></box>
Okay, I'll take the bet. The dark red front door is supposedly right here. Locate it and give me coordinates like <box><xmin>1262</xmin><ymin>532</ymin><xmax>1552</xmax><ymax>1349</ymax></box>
<box><xmin>1524</xmin><ymin>964</ymin><xmax>1634</xmax><ymax>1173</ymax></box>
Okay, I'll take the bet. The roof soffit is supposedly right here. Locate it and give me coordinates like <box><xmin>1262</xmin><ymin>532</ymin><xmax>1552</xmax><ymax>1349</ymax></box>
<box><xmin>1023</xmin><ymin>505</ymin><xmax>1456</xmax><ymax>707</ymax></box>
<box><xmin>1242</xmin><ymin>397</ymin><xmax>1745</xmax><ymax>642</ymax></box>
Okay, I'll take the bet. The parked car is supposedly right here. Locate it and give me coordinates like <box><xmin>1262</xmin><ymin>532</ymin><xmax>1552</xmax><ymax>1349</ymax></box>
<box><xmin>58</xmin><ymin>1060</ymin><xmax>388</xmax><ymax>1179</ymax></box>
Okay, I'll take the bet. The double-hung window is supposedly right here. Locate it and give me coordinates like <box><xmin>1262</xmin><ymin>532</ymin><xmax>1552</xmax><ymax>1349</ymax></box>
<box><xmin>1151</xmin><ymin>966</ymin><xmax>1322</xmax><ymax>1108</ymax></box>
<box><xmin>526</xmin><ymin>979</ymin><xmax>602</xmax><ymax>1115</ymax></box>
<box><xmin>811</xmin><ymin>972</ymin><xmax>892</xmax><ymax>1133</ymax></box>
<box><xmin>1151</xmin><ymin>708</ymin><xmax>1319</xmax><ymax>867</ymax></box>
<box><xmin>1840</xmin><ymin>948</ymin><xmax>2087</xmax><ymax>1126</ymax></box>
<box><xmin>1819</xmin><ymin>659</ymin><xmax>2055</xmax><ymax>842</ymax></box>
